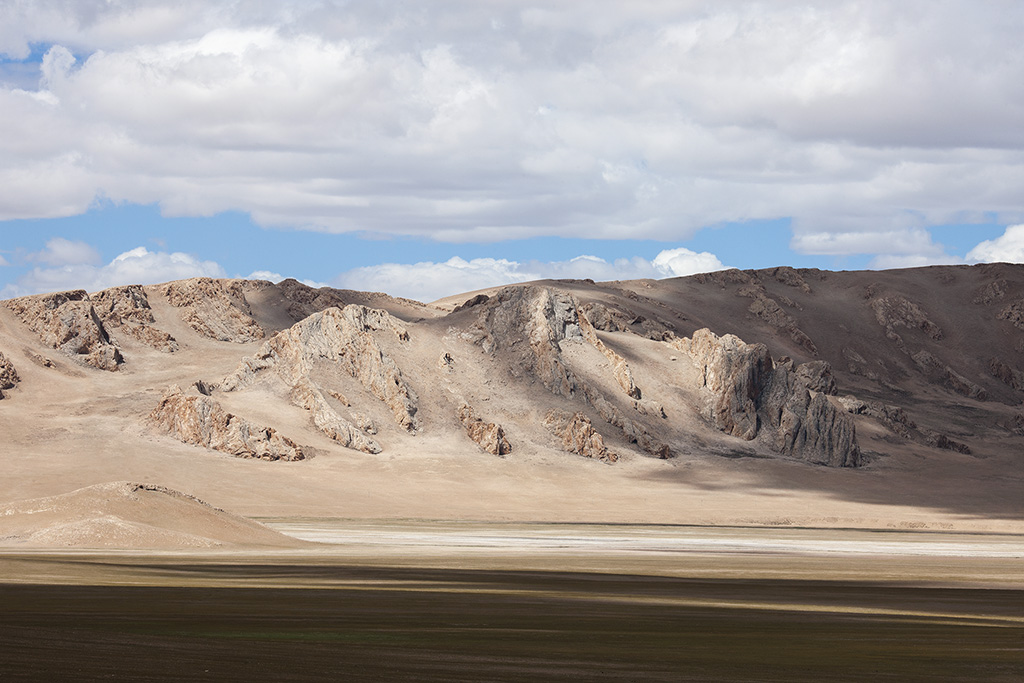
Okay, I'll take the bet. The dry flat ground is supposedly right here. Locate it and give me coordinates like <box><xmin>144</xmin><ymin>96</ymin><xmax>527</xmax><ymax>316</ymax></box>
<box><xmin>2</xmin><ymin>523</ymin><xmax>1023</xmax><ymax>682</ymax></box>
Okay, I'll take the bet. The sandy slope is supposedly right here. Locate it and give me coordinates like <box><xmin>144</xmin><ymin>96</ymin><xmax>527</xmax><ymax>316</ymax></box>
<box><xmin>0</xmin><ymin>481</ymin><xmax>305</xmax><ymax>548</ymax></box>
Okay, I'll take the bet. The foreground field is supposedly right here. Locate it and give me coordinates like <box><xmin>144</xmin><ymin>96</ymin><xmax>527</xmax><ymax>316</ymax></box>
<box><xmin>2</xmin><ymin>524</ymin><xmax>1022</xmax><ymax>682</ymax></box>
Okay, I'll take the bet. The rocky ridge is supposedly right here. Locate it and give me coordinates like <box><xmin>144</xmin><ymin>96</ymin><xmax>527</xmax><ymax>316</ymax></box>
<box><xmin>4</xmin><ymin>290</ymin><xmax>123</xmax><ymax>371</ymax></box>
<box><xmin>92</xmin><ymin>284</ymin><xmax>178</xmax><ymax>352</ymax></box>
<box><xmin>461</xmin><ymin>286</ymin><xmax>671</xmax><ymax>458</ymax></box>
<box><xmin>149</xmin><ymin>385</ymin><xmax>308</xmax><ymax>461</ymax></box>
<box><xmin>162</xmin><ymin>278</ymin><xmax>265</xmax><ymax>343</ymax></box>
<box><xmin>222</xmin><ymin>305</ymin><xmax>418</xmax><ymax>449</ymax></box>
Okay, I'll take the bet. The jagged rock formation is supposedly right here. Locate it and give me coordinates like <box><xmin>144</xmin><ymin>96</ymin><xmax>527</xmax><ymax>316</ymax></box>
<box><xmin>149</xmin><ymin>385</ymin><xmax>308</xmax><ymax>461</ymax></box>
<box><xmin>4</xmin><ymin>290</ymin><xmax>123</xmax><ymax>371</ymax></box>
<box><xmin>92</xmin><ymin>284</ymin><xmax>178</xmax><ymax>352</ymax></box>
<box><xmin>543</xmin><ymin>410</ymin><xmax>616</xmax><ymax>462</ymax></box>
<box><xmin>222</xmin><ymin>305</ymin><xmax>418</xmax><ymax>446</ymax></box>
<box><xmin>457</xmin><ymin>403</ymin><xmax>512</xmax><ymax>456</ymax></box>
<box><xmin>462</xmin><ymin>286</ymin><xmax>671</xmax><ymax>458</ymax></box>
<box><xmin>674</xmin><ymin>329</ymin><xmax>859</xmax><ymax>467</ymax></box>
<box><xmin>0</xmin><ymin>351</ymin><xmax>19</xmax><ymax>399</ymax></box>
<box><xmin>162</xmin><ymin>278</ymin><xmax>264</xmax><ymax>343</ymax></box>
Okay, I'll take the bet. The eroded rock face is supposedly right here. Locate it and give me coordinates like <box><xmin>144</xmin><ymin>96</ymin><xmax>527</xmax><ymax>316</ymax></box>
<box><xmin>458</xmin><ymin>403</ymin><xmax>512</xmax><ymax>456</ymax></box>
<box><xmin>4</xmin><ymin>290</ymin><xmax>123</xmax><ymax>371</ymax></box>
<box><xmin>675</xmin><ymin>329</ymin><xmax>860</xmax><ymax>467</ymax></box>
<box><xmin>543</xmin><ymin>410</ymin><xmax>616</xmax><ymax>462</ymax></box>
<box><xmin>223</xmin><ymin>305</ymin><xmax>418</xmax><ymax>439</ymax></box>
<box><xmin>162</xmin><ymin>278</ymin><xmax>264</xmax><ymax>343</ymax></box>
<box><xmin>149</xmin><ymin>386</ymin><xmax>308</xmax><ymax>461</ymax></box>
<box><xmin>290</xmin><ymin>378</ymin><xmax>383</xmax><ymax>453</ymax></box>
<box><xmin>0</xmin><ymin>351</ymin><xmax>18</xmax><ymax>389</ymax></box>
<box><xmin>463</xmin><ymin>286</ymin><xmax>670</xmax><ymax>458</ymax></box>
<box><xmin>0</xmin><ymin>351</ymin><xmax>18</xmax><ymax>399</ymax></box>
<box><xmin>92</xmin><ymin>285</ymin><xmax>178</xmax><ymax>352</ymax></box>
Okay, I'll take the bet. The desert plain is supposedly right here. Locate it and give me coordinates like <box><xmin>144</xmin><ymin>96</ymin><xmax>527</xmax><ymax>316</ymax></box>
<box><xmin>1</xmin><ymin>264</ymin><xmax>1022</xmax><ymax>680</ymax></box>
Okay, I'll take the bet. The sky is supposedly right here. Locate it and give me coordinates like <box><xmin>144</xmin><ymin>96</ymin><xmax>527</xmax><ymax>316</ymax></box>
<box><xmin>2</xmin><ymin>1</ymin><xmax>1024</xmax><ymax>303</ymax></box>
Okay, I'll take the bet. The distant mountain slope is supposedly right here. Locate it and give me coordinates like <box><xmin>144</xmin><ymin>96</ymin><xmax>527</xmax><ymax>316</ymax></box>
<box><xmin>0</xmin><ymin>265</ymin><xmax>1021</xmax><ymax>534</ymax></box>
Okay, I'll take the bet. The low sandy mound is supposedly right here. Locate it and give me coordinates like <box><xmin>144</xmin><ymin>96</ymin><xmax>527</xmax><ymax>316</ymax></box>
<box><xmin>0</xmin><ymin>482</ymin><xmax>306</xmax><ymax>549</ymax></box>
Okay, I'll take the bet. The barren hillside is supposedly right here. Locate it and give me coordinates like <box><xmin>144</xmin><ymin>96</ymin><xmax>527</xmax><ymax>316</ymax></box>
<box><xmin>1</xmin><ymin>265</ymin><xmax>1021</xmax><ymax>539</ymax></box>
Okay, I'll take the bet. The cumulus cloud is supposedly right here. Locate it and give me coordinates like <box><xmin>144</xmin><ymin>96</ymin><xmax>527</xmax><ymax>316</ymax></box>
<box><xmin>334</xmin><ymin>248</ymin><xmax>725</xmax><ymax>302</ymax></box>
<box><xmin>26</xmin><ymin>237</ymin><xmax>101</xmax><ymax>266</ymax></box>
<box><xmin>1</xmin><ymin>245</ymin><xmax>226</xmax><ymax>297</ymax></box>
<box><xmin>967</xmin><ymin>225</ymin><xmax>1024</xmax><ymax>263</ymax></box>
<box><xmin>1</xmin><ymin>2</ymin><xmax>1023</xmax><ymax>251</ymax></box>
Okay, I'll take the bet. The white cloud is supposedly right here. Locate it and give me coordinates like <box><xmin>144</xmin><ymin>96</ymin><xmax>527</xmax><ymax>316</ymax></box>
<box><xmin>967</xmin><ymin>225</ymin><xmax>1024</xmax><ymax>263</ymax></box>
<box><xmin>26</xmin><ymin>237</ymin><xmax>101</xmax><ymax>266</ymax></box>
<box><xmin>0</xmin><ymin>254</ymin><xmax>9</xmax><ymax>267</ymax></box>
<box><xmin>334</xmin><ymin>248</ymin><xmax>725</xmax><ymax>302</ymax></box>
<box><xmin>1</xmin><ymin>245</ymin><xmax>226</xmax><ymax>297</ymax></box>
<box><xmin>1</xmin><ymin>2</ymin><xmax>1024</xmax><ymax>248</ymax></box>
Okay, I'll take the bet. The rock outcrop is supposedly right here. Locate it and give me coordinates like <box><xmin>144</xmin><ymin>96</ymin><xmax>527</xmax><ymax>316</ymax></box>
<box><xmin>912</xmin><ymin>351</ymin><xmax>987</xmax><ymax>400</ymax></box>
<box><xmin>869</xmin><ymin>294</ymin><xmax>943</xmax><ymax>350</ymax></box>
<box><xmin>4</xmin><ymin>290</ymin><xmax>123</xmax><ymax>371</ymax></box>
<box><xmin>739</xmin><ymin>286</ymin><xmax>817</xmax><ymax>355</ymax></box>
<box><xmin>149</xmin><ymin>385</ymin><xmax>308</xmax><ymax>461</ymax></box>
<box><xmin>289</xmin><ymin>377</ymin><xmax>382</xmax><ymax>453</ymax></box>
<box><xmin>223</xmin><ymin>305</ymin><xmax>418</xmax><ymax>443</ymax></box>
<box><xmin>92</xmin><ymin>284</ymin><xmax>178</xmax><ymax>352</ymax></box>
<box><xmin>989</xmin><ymin>358</ymin><xmax>1024</xmax><ymax>392</ymax></box>
<box><xmin>674</xmin><ymin>329</ymin><xmax>860</xmax><ymax>467</ymax></box>
<box><xmin>998</xmin><ymin>299</ymin><xmax>1024</xmax><ymax>330</ymax></box>
<box><xmin>543</xmin><ymin>410</ymin><xmax>617</xmax><ymax>462</ymax></box>
<box><xmin>457</xmin><ymin>403</ymin><xmax>512</xmax><ymax>456</ymax></box>
<box><xmin>162</xmin><ymin>278</ymin><xmax>264</xmax><ymax>343</ymax></box>
<box><xmin>463</xmin><ymin>286</ymin><xmax>670</xmax><ymax>458</ymax></box>
<box><xmin>0</xmin><ymin>351</ymin><xmax>19</xmax><ymax>399</ymax></box>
